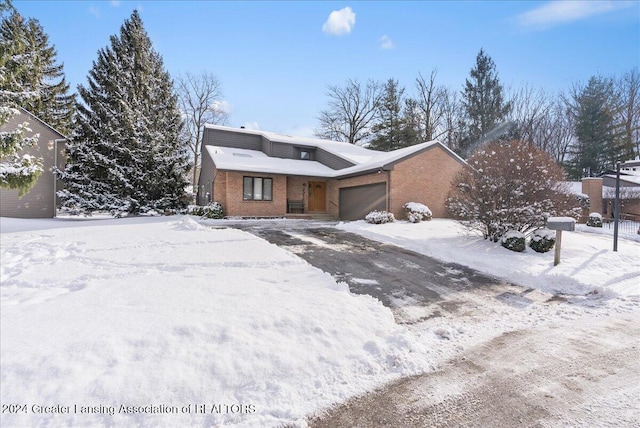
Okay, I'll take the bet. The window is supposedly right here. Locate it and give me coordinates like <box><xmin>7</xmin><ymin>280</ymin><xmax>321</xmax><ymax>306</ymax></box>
<box><xmin>243</xmin><ymin>177</ymin><xmax>272</xmax><ymax>201</ymax></box>
<box><xmin>300</xmin><ymin>150</ymin><xmax>311</xmax><ymax>160</ymax></box>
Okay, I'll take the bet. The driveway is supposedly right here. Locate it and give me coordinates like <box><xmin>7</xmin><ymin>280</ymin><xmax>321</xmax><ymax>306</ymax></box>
<box><xmin>229</xmin><ymin>220</ymin><xmax>544</xmax><ymax>323</ymax></box>
<box><xmin>229</xmin><ymin>221</ymin><xmax>639</xmax><ymax>427</ymax></box>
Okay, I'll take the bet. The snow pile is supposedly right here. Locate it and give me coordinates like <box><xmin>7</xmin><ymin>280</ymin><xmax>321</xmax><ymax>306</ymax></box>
<box><xmin>0</xmin><ymin>217</ymin><xmax>431</xmax><ymax>427</ymax></box>
<box><xmin>338</xmin><ymin>219</ymin><xmax>640</xmax><ymax>297</ymax></box>
<box><xmin>531</xmin><ymin>228</ymin><xmax>555</xmax><ymax>240</ymax></box>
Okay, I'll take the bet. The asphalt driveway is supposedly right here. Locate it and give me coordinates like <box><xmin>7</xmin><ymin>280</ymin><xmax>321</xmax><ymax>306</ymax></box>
<box><xmin>230</xmin><ymin>221</ymin><xmax>537</xmax><ymax>323</ymax></box>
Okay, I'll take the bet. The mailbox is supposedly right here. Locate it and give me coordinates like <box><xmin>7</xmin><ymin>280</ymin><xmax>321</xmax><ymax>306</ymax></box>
<box><xmin>546</xmin><ymin>217</ymin><xmax>575</xmax><ymax>231</ymax></box>
<box><xmin>546</xmin><ymin>217</ymin><xmax>576</xmax><ymax>266</ymax></box>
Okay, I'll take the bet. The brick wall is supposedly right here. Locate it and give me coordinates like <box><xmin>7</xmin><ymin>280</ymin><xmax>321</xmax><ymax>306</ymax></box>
<box><xmin>221</xmin><ymin>171</ymin><xmax>286</xmax><ymax>217</ymax></box>
<box><xmin>581</xmin><ymin>177</ymin><xmax>603</xmax><ymax>216</ymax></box>
<box><xmin>389</xmin><ymin>144</ymin><xmax>464</xmax><ymax>219</ymax></box>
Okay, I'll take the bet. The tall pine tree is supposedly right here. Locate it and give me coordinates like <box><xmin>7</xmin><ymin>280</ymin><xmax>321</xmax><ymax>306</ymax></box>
<box><xmin>460</xmin><ymin>48</ymin><xmax>511</xmax><ymax>156</ymax></box>
<box><xmin>58</xmin><ymin>10</ymin><xmax>189</xmax><ymax>215</ymax></box>
<box><xmin>567</xmin><ymin>76</ymin><xmax>622</xmax><ymax>178</ymax></box>
<box><xmin>369</xmin><ymin>78</ymin><xmax>417</xmax><ymax>151</ymax></box>
<box><xmin>0</xmin><ymin>0</ymin><xmax>42</xmax><ymax>196</ymax></box>
<box><xmin>0</xmin><ymin>5</ymin><xmax>74</xmax><ymax>134</ymax></box>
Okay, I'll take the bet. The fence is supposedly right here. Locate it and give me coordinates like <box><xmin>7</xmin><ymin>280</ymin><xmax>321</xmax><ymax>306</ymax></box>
<box><xmin>603</xmin><ymin>218</ymin><xmax>640</xmax><ymax>235</ymax></box>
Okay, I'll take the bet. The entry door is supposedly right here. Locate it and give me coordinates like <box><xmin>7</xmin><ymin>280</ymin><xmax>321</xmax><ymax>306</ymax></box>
<box><xmin>308</xmin><ymin>181</ymin><xmax>326</xmax><ymax>212</ymax></box>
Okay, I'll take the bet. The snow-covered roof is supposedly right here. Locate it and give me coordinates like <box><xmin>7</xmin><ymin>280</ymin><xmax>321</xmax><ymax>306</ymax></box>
<box><xmin>603</xmin><ymin>174</ymin><xmax>640</xmax><ymax>186</ymax></box>
<box><xmin>563</xmin><ymin>181</ymin><xmax>588</xmax><ymax>198</ymax></box>
<box><xmin>206</xmin><ymin>145</ymin><xmax>337</xmax><ymax>177</ymax></box>
<box><xmin>204</xmin><ymin>124</ymin><xmax>465</xmax><ymax>178</ymax></box>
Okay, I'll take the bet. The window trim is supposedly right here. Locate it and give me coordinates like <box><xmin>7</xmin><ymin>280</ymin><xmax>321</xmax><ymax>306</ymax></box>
<box><xmin>243</xmin><ymin>176</ymin><xmax>273</xmax><ymax>201</ymax></box>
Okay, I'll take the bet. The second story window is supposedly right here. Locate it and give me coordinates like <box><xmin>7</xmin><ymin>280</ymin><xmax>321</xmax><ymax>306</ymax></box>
<box><xmin>300</xmin><ymin>150</ymin><xmax>311</xmax><ymax>160</ymax></box>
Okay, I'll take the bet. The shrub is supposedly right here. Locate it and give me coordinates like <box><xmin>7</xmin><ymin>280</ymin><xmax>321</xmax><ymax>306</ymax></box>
<box><xmin>365</xmin><ymin>210</ymin><xmax>395</xmax><ymax>224</ymax></box>
<box><xmin>403</xmin><ymin>202</ymin><xmax>432</xmax><ymax>223</ymax></box>
<box><xmin>189</xmin><ymin>202</ymin><xmax>224</xmax><ymax>219</ymax></box>
<box><xmin>501</xmin><ymin>230</ymin><xmax>526</xmax><ymax>252</ymax></box>
<box><xmin>529</xmin><ymin>228</ymin><xmax>555</xmax><ymax>253</ymax></box>
<box><xmin>586</xmin><ymin>212</ymin><xmax>603</xmax><ymax>228</ymax></box>
<box><xmin>446</xmin><ymin>140</ymin><xmax>580</xmax><ymax>242</ymax></box>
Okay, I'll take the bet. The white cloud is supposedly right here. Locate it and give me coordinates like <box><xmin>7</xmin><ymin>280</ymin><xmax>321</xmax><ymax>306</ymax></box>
<box><xmin>88</xmin><ymin>6</ymin><xmax>100</xmax><ymax>17</ymax></box>
<box><xmin>379</xmin><ymin>35</ymin><xmax>394</xmax><ymax>50</ymax></box>
<box><xmin>517</xmin><ymin>0</ymin><xmax>635</xmax><ymax>29</ymax></box>
<box><xmin>322</xmin><ymin>7</ymin><xmax>356</xmax><ymax>36</ymax></box>
<box><xmin>211</xmin><ymin>100</ymin><xmax>231</xmax><ymax>115</ymax></box>
<box><xmin>109</xmin><ymin>0</ymin><xmax>121</xmax><ymax>6</ymax></box>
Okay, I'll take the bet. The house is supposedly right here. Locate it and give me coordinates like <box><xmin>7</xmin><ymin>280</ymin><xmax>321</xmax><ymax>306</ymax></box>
<box><xmin>0</xmin><ymin>108</ymin><xmax>66</xmax><ymax>218</ymax></box>
<box><xmin>572</xmin><ymin>160</ymin><xmax>640</xmax><ymax>222</ymax></box>
<box><xmin>197</xmin><ymin>125</ymin><xmax>465</xmax><ymax>220</ymax></box>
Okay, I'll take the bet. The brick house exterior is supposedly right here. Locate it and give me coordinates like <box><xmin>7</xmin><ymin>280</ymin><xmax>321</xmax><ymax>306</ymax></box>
<box><xmin>197</xmin><ymin>125</ymin><xmax>465</xmax><ymax>220</ymax></box>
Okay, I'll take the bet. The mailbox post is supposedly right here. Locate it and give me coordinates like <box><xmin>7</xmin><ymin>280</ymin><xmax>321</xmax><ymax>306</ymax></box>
<box><xmin>546</xmin><ymin>217</ymin><xmax>576</xmax><ymax>266</ymax></box>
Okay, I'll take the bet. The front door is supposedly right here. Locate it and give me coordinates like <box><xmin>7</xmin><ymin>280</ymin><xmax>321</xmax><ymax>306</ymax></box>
<box><xmin>308</xmin><ymin>181</ymin><xmax>326</xmax><ymax>212</ymax></box>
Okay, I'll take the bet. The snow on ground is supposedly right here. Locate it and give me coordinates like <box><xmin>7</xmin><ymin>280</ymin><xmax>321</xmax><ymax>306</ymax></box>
<box><xmin>1</xmin><ymin>216</ymin><xmax>639</xmax><ymax>427</ymax></box>
<box><xmin>0</xmin><ymin>216</ymin><xmax>432</xmax><ymax>427</ymax></box>
<box><xmin>338</xmin><ymin>219</ymin><xmax>640</xmax><ymax>298</ymax></box>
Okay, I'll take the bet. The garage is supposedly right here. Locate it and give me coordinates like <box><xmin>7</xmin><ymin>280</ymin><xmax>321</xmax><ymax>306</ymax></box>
<box><xmin>339</xmin><ymin>182</ymin><xmax>387</xmax><ymax>221</ymax></box>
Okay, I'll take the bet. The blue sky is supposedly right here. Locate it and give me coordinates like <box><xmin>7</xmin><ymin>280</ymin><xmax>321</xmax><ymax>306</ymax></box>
<box><xmin>13</xmin><ymin>0</ymin><xmax>640</xmax><ymax>137</ymax></box>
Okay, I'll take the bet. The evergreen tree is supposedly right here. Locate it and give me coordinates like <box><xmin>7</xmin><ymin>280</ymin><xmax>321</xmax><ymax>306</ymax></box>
<box><xmin>369</xmin><ymin>78</ymin><xmax>416</xmax><ymax>151</ymax></box>
<box><xmin>0</xmin><ymin>0</ymin><xmax>42</xmax><ymax>196</ymax></box>
<box><xmin>567</xmin><ymin>76</ymin><xmax>622</xmax><ymax>178</ymax></box>
<box><xmin>0</xmin><ymin>6</ymin><xmax>74</xmax><ymax>134</ymax></box>
<box><xmin>58</xmin><ymin>10</ymin><xmax>189</xmax><ymax>215</ymax></box>
<box><xmin>460</xmin><ymin>48</ymin><xmax>511</xmax><ymax>156</ymax></box>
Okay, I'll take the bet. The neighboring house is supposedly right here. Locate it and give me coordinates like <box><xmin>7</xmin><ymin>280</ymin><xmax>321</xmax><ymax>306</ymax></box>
<box><xmin>197</xmin><ymin>125</ymin><xmax>465</xmax><ymax>220</ymax></box>
<box><xmin>571</xmin><ymin>159</ymin><xmax>640</xmax><ymax>222</ymax></box>
<box><xmin>0</xmin><ymin>108</ymin><xmax>66</xmax><ymax>218</ymax></box>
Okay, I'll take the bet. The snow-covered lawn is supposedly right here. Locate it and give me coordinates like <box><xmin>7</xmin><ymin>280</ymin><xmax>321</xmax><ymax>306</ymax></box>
<box><xmin>1</xmin><ymin>216</ymin><xmax>639</xmax><ymax>427</ymax></box>
<box><xmin>338</xmin><ymin>219</ymin><xmax>640</xmax><ymax>298</ymax></box>
<box><xmin>0</xmin><ymin>217</ymin><xmax>430</xmax><ymax>427</ymax></box>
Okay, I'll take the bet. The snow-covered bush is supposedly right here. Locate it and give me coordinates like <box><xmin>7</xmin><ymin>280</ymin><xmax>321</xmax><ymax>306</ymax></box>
<box><xmin>446</xmin><ymin>141</ymin><xmax>580</xmax><ymax>242</ymax></box>
<box><xmin>365</xmin><ymin>210</ymin><xmax>395</xmax><ymax>224</ymax></box>
<box><xmin>189</xmin><ymin>202</ymin><xmax>224</xmax><ymax>219</ymax></box>
<box><xmin>529</xmin><ymin>228</ymin><xmax>555</xmax><ymax>253</ymax></box>
<box><xmin>403</xmin><ymin>202</ymin><xmax>432</xmax><ymax>223</ymax></box>
<box><xmin>586</xmin><ymin>212</ymin><xmax>603</xmax><ymax>228</ymax></box>
<box><xmin>501</xmin><ymin>230</ymin><xmax>526</xmax><ymax>252</ymax></box>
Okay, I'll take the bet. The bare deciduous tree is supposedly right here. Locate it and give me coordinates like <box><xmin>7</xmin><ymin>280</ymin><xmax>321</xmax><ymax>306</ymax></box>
<box><xmin>315</xmin><ymin>78</ymin><xmax>382</xmax><ymax>145</ymax></box>
<box><xmin>535</xmin><ymin>98</ymin><xmax>574</xmax><ymax>165</ymax></box>
<box><xmin>507</xmin><ymin>84</ymin><xmax>553</xmax><ymax>146</ymax></box>
<box><xmin>616</xmin><ymin>67</ymin><xmax>640</xmax><ymax>159</ymax></box>
<box><xmin>176</xmin><ymin>71</ymin><xmax>228</xmax><ymax>188</ymax></box>
<box><xmin>413</xmin><ymin>69</ymin><xmax>447</xmax><ymax>141</ymax></box>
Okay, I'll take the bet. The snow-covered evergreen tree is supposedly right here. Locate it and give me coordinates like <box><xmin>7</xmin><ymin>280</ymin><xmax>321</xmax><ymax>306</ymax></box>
<box><xmin>58</xmin><ymin>10</ymin><xmax>189</xmax><ymax>215</ymax></box>
<box><xmin>0</xmin><ymin>0</ymin><xmax>42</xmax><ymax>196</ymax></box>
<box><xmin>0</xmin><ymin>8</ymin><xmax>74</xmax><ymax>135</ymax></box>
